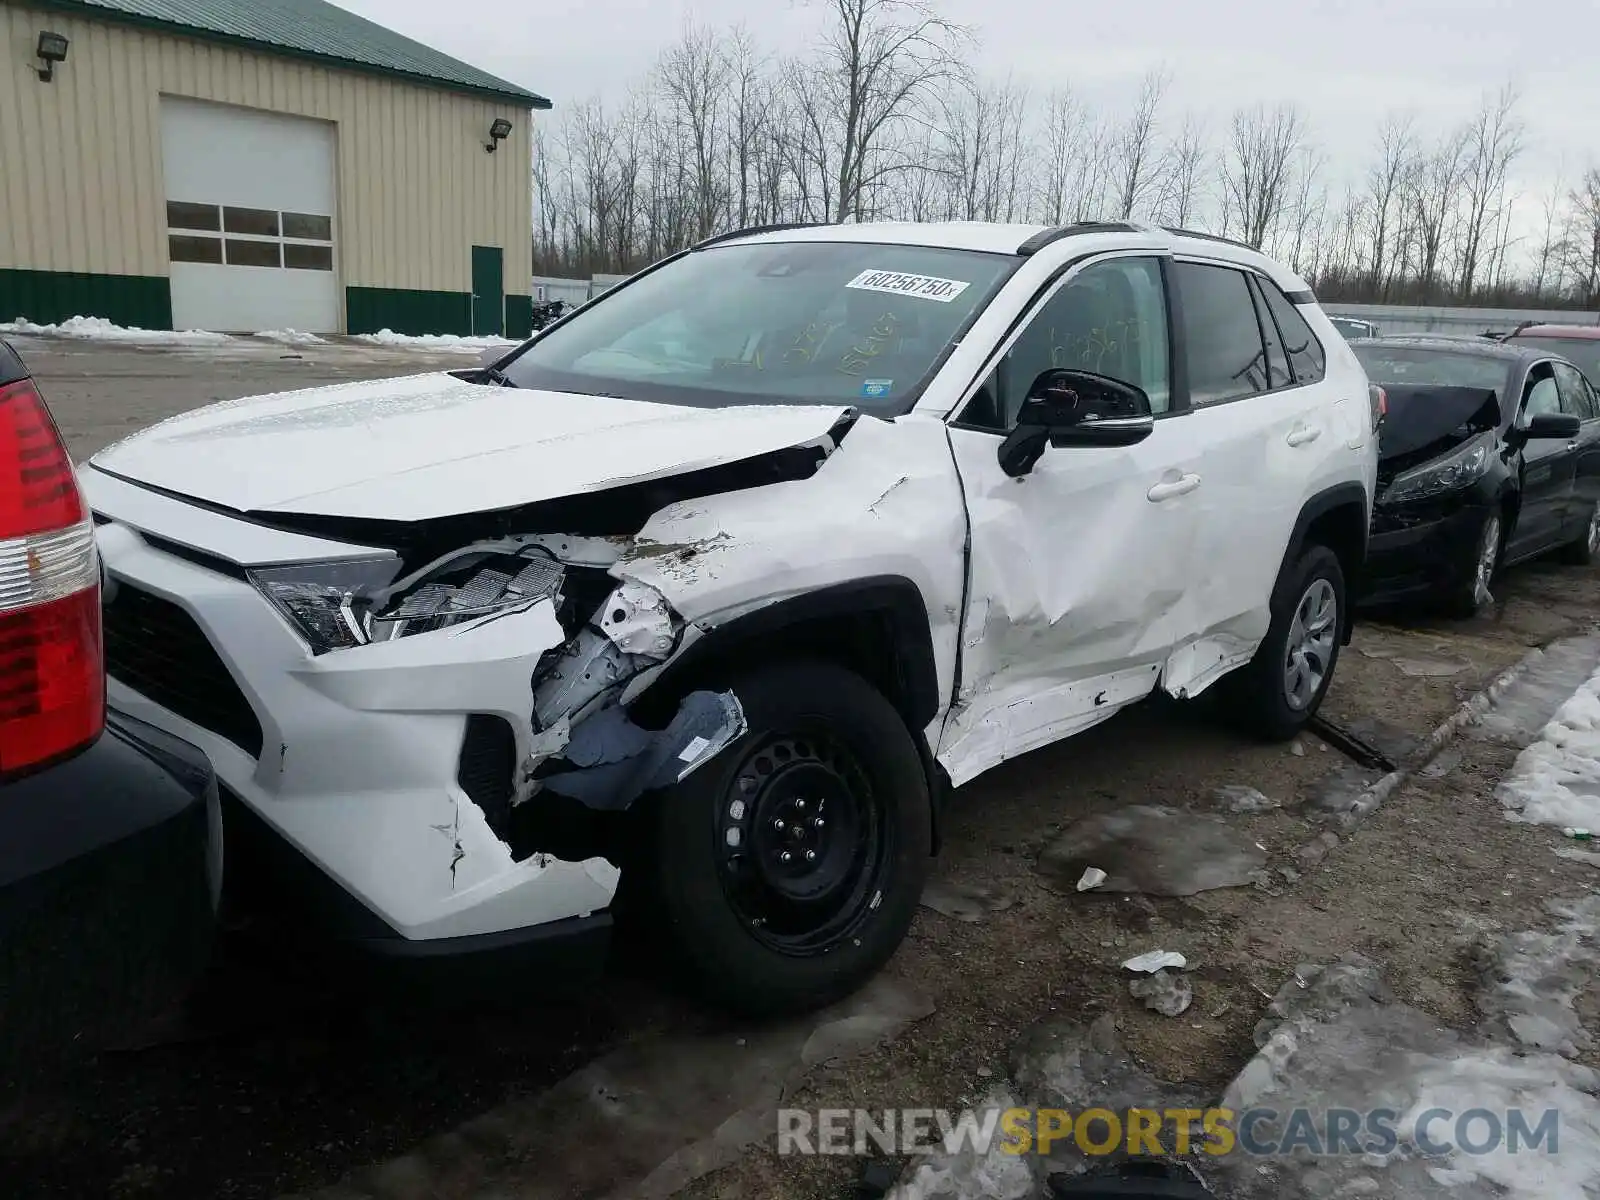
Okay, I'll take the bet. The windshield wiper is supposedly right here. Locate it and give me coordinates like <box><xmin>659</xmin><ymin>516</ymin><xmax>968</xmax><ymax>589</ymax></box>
<box><xmin>479</xmin><ymin>366</ymin><xmax>518</xmax><ymax>388</ymax></box>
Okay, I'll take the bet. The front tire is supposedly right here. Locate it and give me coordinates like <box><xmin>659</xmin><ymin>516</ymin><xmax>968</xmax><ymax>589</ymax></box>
<box><xmin>644</xmin><ymin>660</ymin><xmax>932</xmax><ymax>1017</ymax></box>
<box><xmin>1445</xmin><ymin>510</ymin><xmax>1501</xmax><ymax>618</ymax></box>
<box><xmin>1226</xmin><ymin>544</ymin><xmax>1346</xmax><ymax>741</ymax></box>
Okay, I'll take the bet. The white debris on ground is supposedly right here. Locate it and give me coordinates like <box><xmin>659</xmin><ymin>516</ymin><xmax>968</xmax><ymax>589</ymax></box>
<box><xmin>0</xmin><ymin>315</ymin><xmax>231</xmax><ymax>344</ymax></box>
<box><xmin>255</xmin><ymin>328</ymin><xmax>326</xmax><ymax>345</ymax></box>
<box><xmin>1496</xmin><ymin>647</ymin><xmax>1600</xmax><ymax>832</ymax></box>
<box><xmin>353</xmin><ymin>328</ymin><xmax>517</xmax><ymax>352</ymax></box>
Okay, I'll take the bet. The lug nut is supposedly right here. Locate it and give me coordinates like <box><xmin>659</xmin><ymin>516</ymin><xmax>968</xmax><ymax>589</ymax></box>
<box><xmin>795</xmin><ymin>799</ymin><xmax>807</xmax><ymax>811</ymax></box>
<box><xmin>805</xmin><ymin>850</ymin><xmax>817</xmax><ymax>862</ymax></box>
<box><xmin>813</xmin><ymin>817</ymin><xmax>825</xmax><ymax>829</ymax></box>
<box><xmin>780</xmin><ymin>850</ymin><xmax>793</xmax><ymax>863</ymax></box>
<box><xmin>772</xmin><ymin>818</ymin><xmax>786</xmax><ymax>832</ymax></box>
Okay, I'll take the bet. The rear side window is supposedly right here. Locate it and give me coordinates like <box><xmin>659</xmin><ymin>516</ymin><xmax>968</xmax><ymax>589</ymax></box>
<box><xmin>1258</xmin><ymin>280</ymin><xmax>1326</xmax><ymax>384</ymax></box>
<box><xmin>1174</xmin><ymin>262</ymin><xmax>1268</xmax><ymax>406</ymax></box>
<box><xmin>1246</xmin><ymin>277</ymin><xmax>1291</xmax><ymax>389</ymax></box>
<box><xmin>1554</xmin><ymin>362</ymin><xmax>1597</xmax><ymax>419</ymax></box>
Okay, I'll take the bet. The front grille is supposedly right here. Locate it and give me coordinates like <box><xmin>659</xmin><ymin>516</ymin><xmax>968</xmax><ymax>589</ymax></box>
<box><xmin>102</xmin><ymin>582</ymin><xmax>265</xmax><ymax>757</ymax></box>
<box><xmin>457</xmin><ymin>714</ymin><xmax>516</xmax><ymax>837</ymax></box>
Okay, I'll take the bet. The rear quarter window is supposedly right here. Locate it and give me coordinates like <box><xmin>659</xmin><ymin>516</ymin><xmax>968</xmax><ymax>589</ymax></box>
<box><xmin>1258</xmin><ymin>281</ymin><xmax>1326</xmax><ymax>384</ymax></box>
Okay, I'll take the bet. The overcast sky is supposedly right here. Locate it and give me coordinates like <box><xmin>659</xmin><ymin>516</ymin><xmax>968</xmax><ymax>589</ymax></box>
<box><xmin>333</xmin><ymin>0</ymin><xmax>1596</xmax><ymax>202</ymax></box>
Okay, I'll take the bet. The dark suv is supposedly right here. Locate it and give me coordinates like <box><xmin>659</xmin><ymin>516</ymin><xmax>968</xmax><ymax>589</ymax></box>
<box><xmin>0</xmin><ymin>336</ymin><xmax>221</xmax><ymax>1071</ymax></box>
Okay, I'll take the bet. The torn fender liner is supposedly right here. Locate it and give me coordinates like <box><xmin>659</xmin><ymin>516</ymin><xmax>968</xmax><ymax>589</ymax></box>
<box><xmin>540</xmin><ymin>691</ymin><xmax>747</xmax><ymax>811</ymax></box>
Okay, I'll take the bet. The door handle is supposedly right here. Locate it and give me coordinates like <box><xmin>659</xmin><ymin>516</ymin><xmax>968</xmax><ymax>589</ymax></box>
<box><xmin>1286</xmin><ymin>424</ymin><xmax>1321</xmax><ymax>447</ymax></box>
<box><xmin>1147</xmin><ymin>473</ymin><xmax>1201</xmax><ymax>502</ymax></box>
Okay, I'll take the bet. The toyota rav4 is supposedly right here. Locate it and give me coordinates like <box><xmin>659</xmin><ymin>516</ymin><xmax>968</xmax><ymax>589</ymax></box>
<box><xmin>83</xmin><ymin>220</ymin><xmax>1378</xmax><ymax>1015</ymax></box>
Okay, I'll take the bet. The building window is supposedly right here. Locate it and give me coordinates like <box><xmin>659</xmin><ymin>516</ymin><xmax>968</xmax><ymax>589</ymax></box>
<box><xmin>167</xmin><ymin>201</ymin><xmax>220</xmax><ymax>232</ymax></box>
<box><xmin>169</xmin><ymin>234</ymin><xmax>223</xmax><ymax>264</ymax></box>
<box><xmin>282</xmin><ymin>212</ymin><xmax>332</xmax><ymax>241</ymax></box>
<box><xmin>166</xmin><ymin>201</ymin><xmax>334</xmax><ymax>273</ymax></box>
<box><xmin>283</xmin><ymin>243</ymin><xmax>334</xmax><ymax>272</ymax></box>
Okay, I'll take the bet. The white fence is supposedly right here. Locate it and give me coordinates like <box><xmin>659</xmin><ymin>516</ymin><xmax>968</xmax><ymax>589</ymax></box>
<box><xmin>1323</xmin><ymin>303</ymin><xmax>1600</xmax><ymax>337</ymax></box>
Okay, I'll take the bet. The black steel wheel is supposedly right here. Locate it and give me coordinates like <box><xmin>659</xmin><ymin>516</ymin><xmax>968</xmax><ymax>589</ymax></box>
<box><xmin>643</xmin><ymin>660</ymin><xmax>931</xmax><ymax>1016</ymax></box>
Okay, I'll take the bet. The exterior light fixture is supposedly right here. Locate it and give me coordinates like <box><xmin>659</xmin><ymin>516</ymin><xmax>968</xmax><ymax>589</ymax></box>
<box><xmin>36</xmin><ymin>30</ymin><xmax>69</xmax><ymax>82</ymax></box>
<box><xmin>485</xmin><ymin>117</ymin><xmax>513</xmax><ymax>153</ymax></box>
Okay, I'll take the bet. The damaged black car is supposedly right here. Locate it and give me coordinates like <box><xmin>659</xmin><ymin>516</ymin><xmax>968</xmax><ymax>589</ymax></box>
<box><xmin>1354</xmin><ymin>336</ymin><xmax>1600</xmax><ymax>616</ymax></box>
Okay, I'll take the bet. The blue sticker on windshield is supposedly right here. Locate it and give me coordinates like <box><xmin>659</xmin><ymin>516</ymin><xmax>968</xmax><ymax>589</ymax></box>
<box><xmin>861</xmin><ymin>379</ymin><xmax>893</xmax><ymax>398</ymax></box>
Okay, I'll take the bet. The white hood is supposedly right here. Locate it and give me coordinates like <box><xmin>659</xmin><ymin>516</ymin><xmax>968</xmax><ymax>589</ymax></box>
<box><xmin>88</xmin><ymin>372</ymin><xmax>853</xmax><ymax>521</ymax></box>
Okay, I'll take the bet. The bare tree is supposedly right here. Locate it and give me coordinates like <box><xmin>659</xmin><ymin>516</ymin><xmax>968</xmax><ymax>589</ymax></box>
<box><xmin>803</xmin><ymin>0</ymin><xmax>971</xmax><ymax>222</ymax></box>
<box><xmin>1532</xmin><ymin>170</ymin><xmax>1569</xmax><ymax>296</ymax></box>
<box><xmin>1222</xmin><ymin>102</ymin><xmax>1308</xmax><ymax>249</ymax></box>
<box><xmin>1151</xmin><ymin>114</ymin><xmax>1210</xmax><ymax>227</ymax></box>
<box><xmin>1566</xmin><ymin>168</ymin><xmax>1600</xmax><ymax>308</ymax></box>
<box><xmin>1405</xmin><ymin>129</ymin><xmax>1467</xmax><ymax>302</ymax></box>
<box><xmin>1033</xmin><ymin>87</ymin><xmax>1100</xmax><ymax>224</ymax></box>
<box><xmin>1108</xmin><ymin>67</ymin><xmax>1170</xmax><ymax>218</ymax></box>
<box><xmin>934</xmin><ymin>75</ymin><xmax>1029</xmax><ymax>221</ymax></box>
<box><xmin>1452</xmin><ymin>83</ymin><xmax>1524</xmax><ymax>296</ymax></box>
<box><xmin>1361</xmin><ymin>112</ymin><xmax>1416</xmax><ymax>298</ymax></box>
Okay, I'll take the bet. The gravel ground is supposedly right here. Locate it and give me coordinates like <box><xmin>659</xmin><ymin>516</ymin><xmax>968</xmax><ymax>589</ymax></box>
<box><xmin>3</xmin><ymin>337</ymin><xmax>1596</xmax><ymax>1199</ymax></box>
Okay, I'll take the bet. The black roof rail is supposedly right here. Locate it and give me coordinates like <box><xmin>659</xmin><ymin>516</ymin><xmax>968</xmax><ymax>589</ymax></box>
<box><xmin>1016</xmin><ymin>221</ymin><xmax>1140</xmax><ymax>256</ymax></box>
<box><xmin>1162</xmin><ymin>226</ymin><xmax>1261</xmax><ymax>253</ymax></box>
<box><xmin>693</xmin><ymin>222</ymin><xmax>831</xmax><ymax>250</ymax></box>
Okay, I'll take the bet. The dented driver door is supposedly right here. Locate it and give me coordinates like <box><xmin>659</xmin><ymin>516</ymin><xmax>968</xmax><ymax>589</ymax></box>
<box><xmin>936</xmin><ymin>254</ymin><xmax>1204</xmax><ymax>787</ymax></box>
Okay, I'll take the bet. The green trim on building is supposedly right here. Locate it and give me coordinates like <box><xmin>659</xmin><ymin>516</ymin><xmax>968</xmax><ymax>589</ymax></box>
<box><xmin>0</xmin><ymin>268</ymin><xmax>172</xmax><ymax>330</ymax></box>
<box><xmin>505</xmin><ymin>295</ymin><xmax>533</xmax><ymax>340</ymax></box>
<box><xmin>32</xmin><ymin>0</ymin><xmax>551</xmax><ymax>109</ymax></box>
<box><xmin>346</xmin><ymin>286</ymin><xmax>472</xmax><ymax>337</ymax></box>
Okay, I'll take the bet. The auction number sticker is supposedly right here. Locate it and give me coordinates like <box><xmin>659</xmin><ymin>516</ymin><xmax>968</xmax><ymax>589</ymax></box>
<box><xmin>845</xmin><ymin>269</ymin><xmax>971</xmax><ymax>303</ymax></box>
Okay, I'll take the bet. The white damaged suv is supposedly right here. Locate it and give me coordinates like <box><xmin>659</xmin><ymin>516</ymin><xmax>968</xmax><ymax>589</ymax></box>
<box><xmin>84</xmin><ymin>221</ymin><xmax>1378</xmax><ymax>1014</ymax></box>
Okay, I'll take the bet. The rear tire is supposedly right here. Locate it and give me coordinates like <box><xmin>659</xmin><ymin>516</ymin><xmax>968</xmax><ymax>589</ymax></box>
<box><xmin>1225</xmin><ymin>544</ymin><xmax>1345</xmax><ymax>741</ymax></box>
<box><xmin>1559</xmin><ymin>501</ymin><xmax>1600</xmax><ymax>566</ymax></box>
<box><xmin>642</xmin><ymin>660</ymin><xmax>932</xmax><ymax>1017</ymax></box>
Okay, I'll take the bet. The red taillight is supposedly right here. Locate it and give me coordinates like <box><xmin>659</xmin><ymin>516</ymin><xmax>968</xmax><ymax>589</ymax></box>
<box><xmin>1368</xmin><ymin>383</ymin><xmax>1388</xmax><ymax>429</ymax></box>
<box><xmin>0</xmin><ymin>378</ymin><xmax>104</xmax><ymax>776</ymax></box>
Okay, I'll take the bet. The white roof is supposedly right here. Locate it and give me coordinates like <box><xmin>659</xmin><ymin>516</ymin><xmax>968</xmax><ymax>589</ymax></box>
<box><xmin>722</xmin><ymin>220</ymin><xmax>1314</xmax><ymax>296</ymax></box>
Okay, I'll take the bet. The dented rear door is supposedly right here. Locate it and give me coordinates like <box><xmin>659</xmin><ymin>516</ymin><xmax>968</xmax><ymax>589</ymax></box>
<box><xmin>935</xmin><ymin>254</ymin><xmax>1203</xmax><ymax>786</ymax></box>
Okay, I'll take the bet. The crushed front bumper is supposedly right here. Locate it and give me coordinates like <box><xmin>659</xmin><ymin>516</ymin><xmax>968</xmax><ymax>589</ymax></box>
<box><xmin>86</xmin><ymin>474</ymin><xmax>735</xmax><ymax>955</ymax></box>
<box><xmin>1360</xmin><ymin>499</ymin><xmax>1494</xmax><ymax>607</ymax></box>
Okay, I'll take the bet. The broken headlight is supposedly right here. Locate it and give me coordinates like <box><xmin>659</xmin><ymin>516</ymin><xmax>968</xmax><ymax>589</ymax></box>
<box><xmin>1382</xmin><ymin>431</ymin><xmax>1496</xmax><ymax>504</ymax></box>
<box><xmin>248</xmin><ymin>545</ymin><xmax>566</xmax><ymax>654</ymax></box>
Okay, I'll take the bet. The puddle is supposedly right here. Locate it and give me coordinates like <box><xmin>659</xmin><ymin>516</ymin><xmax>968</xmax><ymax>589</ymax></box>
<box><xmin>303</xmin><ymin>977</ymin><xmax>932</xmax><ymax>1200</ymax></box>
<box><xmin>1035</xmin><ymin>806</ymin><xmax>1266</xmax><ymax>897</ymax></box>
<box><xmin>921</xmin><ymin>880</ymin><xmax>1016</xmax><ymax>924</ymax></box>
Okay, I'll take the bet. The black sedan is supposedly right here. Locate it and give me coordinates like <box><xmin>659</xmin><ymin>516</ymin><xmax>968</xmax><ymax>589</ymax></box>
<box><xmin>1352</xmin><ymin>336</ymin><xmax>1600</xmax><ymax>616</ymax></box>
<box><xmin>0</xmin><ymin>337</ymin><xmax>221</xmax><ymax>1074</ymax></box>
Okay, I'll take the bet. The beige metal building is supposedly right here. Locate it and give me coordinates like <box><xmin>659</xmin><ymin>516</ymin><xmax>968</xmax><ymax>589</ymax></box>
<box><xmin>0</xmin><ymin>0</ymin><xmax>547</xmax><ymax>336</ymax></box>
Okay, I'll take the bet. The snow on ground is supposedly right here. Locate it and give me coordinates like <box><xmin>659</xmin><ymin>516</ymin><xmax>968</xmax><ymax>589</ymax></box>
<box><xmin>1496</xmin><ymin>654</ymin><xmax>1600</xmax><ymax>833</ymax></box>
<box><xmin>254</xmin><ymin>329</ymin><xmax>326</xmax><ymax>346</ymax></box>
<box><xmin>353</xmin><ymin>328</ymin><xmax>517</xmax><ymax>353</ymax></box>
<box><xmin>0</xmin><ymin>315</ymin><xmax>231</xmax><ymax>344</ymax></box>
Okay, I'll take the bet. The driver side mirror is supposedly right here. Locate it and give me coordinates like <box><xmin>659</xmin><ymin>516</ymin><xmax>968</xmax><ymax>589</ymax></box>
<box><xmin>1518</xmin><ymin>412</ymin><xmax>1580</xmax><ymax>441</ymax></box>
<box><xmin>998</xmin><ymin>368</ymin><xmax>1155</xmax><ymax>478</ymax></box>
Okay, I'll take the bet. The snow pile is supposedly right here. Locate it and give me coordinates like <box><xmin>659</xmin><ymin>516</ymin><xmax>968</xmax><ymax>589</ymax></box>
<box><xmin>1496</xmin><ymin>658</ymin><xmax>1600</xmax><ymax>831</ymax></box>
<box><xmin>0</xmin><ymin>315</ymin><xmax>231</xmax><ymax>344</ymax></box>
<box><xmin>255</xmin><ymin>328</ymin><xmax>326</xmax><ymax>346</ymax></box>
<box><xmin>354</xmin><ymin>328</ymin><xmax>516</xmax><ymax>353</ymax></box>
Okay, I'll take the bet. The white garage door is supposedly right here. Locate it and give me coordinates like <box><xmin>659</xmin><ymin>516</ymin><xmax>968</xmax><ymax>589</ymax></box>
<box><xmin>160</xmin><ymin>97</ymin><xmax>339</xmax><ymax>333</ymax></box>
